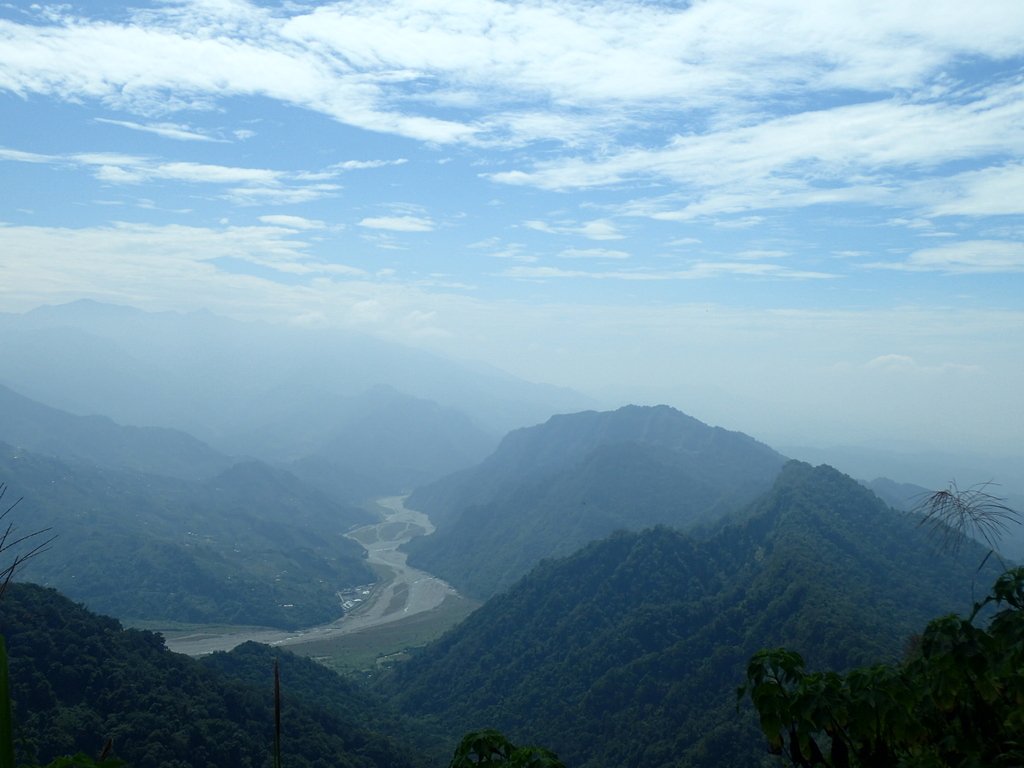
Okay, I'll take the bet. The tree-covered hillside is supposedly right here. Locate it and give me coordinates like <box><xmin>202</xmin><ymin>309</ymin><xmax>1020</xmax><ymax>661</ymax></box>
<box><xmin>404</xmin><ymin>404</ymin><xmax>786</xmax><ymax>598</ymax></box>
<box><xmin>0</xmin><ymin>446</ymin><xmax>374</xmax><ymax>628</ymax></box>
<box><xmin>384</xmin><ymin>462</ymin><xmax>1000</xmax><ymax>767</ymax></box>
<box><xmin>1</xmin><ymin>583</ymin><xmax>428</xmax><ymax>768</ymax></box>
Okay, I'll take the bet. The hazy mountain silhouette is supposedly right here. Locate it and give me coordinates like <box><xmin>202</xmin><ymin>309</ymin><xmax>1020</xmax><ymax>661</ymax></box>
<box><xmin>0</xmin><ymin>383</ymin><xmax>232</xmax><ymax>481</ymax></box>
<box><xmin>0</xmin><ymin>301</ymin><xmax>591</xmax><ymax>502</ymax></box>
<box><xmin>277</xmin><ymin>385</ymin><xmax>499</xmax><ymax>499</ymax></box>
<box><xmin>0</xmin><ymin>300</ymin><xmax>591</xmax><ymax>446</ymax></box>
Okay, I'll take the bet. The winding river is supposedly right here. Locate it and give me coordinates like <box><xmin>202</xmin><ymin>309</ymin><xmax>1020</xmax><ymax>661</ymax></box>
<box><xmin>165</xmin><ymin>495</ymin><xmax>457</xmax><ymax>656</ymax></box>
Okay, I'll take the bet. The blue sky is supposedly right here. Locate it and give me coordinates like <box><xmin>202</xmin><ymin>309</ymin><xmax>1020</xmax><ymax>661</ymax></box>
<box><xmin>1</xmin><ymin>0</ymin><xmax>1023</xmax><ymax>457</ymax></box>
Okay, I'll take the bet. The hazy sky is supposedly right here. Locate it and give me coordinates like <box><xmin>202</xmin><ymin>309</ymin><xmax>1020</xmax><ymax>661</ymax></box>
<box><xmin>1</xmin><ymin>0</ymin><xmax>1022</xmax><ymax>456</ymax></box>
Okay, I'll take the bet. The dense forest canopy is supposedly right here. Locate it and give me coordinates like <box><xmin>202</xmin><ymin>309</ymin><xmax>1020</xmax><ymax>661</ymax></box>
<box><xmin>383</xmin><ymin>462</ymin><xmax>1005</xmax><ymax>767</ymax></box>
<box><xmin>1</xmin><ymin>584</ymin><xmax>434</xmax><ymax>768</ymax></box>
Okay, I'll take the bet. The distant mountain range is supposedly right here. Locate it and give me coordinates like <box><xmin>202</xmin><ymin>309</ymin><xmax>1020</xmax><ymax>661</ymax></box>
<box><xmin>404</xmin><ymin>404</ymin><xmax>788</xmax><ymax>598</ymax></box>
<box><xmin>385</xmin><ymin>461</ymin><xmax>1001</xmax><ymax>767</ymax></box>
<box><xmin>0</xmin><ymin>383</ymin><xmax>233</xmax><ymax>481</ymax></box>
<box><xmin>0</xmin><ymin>299</ymin><xmax>590</xmax><ymax>447</ymax></box>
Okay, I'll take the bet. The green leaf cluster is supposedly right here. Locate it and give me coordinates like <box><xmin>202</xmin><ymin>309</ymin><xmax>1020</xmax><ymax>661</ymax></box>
<box><xmin>741</xmin><ymin>567</ymin><xmax>1024</xmax><ymax>766</ymax></box>
<box><xmin>447</xmin><ymin>730</ymin><xmax>564</xmax><ymax>768</ymax></box>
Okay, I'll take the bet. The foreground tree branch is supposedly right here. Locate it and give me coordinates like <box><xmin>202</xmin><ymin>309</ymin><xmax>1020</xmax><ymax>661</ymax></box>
<box><xmin>0</xmin><ymin>483</ymin><xmax>56</xmax><ymax>599</ymax></box>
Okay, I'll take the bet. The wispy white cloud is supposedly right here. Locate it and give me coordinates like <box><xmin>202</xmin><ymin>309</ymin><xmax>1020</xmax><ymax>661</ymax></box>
<box><xmin>923</xmin><ymin>163</ymin><xmax>1024</xmax><ymax>217</ymax></box>
<box><xmin>578</xmin><ymin>219</ymin><xmax>625</xmax><ymax>241</ymax></box>
<box><xmin>492</xmin><ymin>85</ymin><xmax>1024</xmax><ymax>226</ymax></box>
<box><xmin>224</xmin><ymin>184</ymin><xmax>340</xmax><ymax>206</ymax></box>
<box><xmin>866</xmin><ymin>353</ymin><xmax>917</xmax><ymax>370</ymax></box>
<box><xmin>682</xmin><ymin>262</ymin><xmax>837</xmax><ymax>280</ymax></box>
<box><xmin>523</xmin><ymin>220</ymin><xmax>557</xmax><ymax>235</ymax></box>
<box><xmin>864</xmin><ymin>354</ymin><xmax>982</xmax><ymax>374</ymax></box>
<box><xmin>95</xmin><ymin>117</ymin><xmax>225</xmax><ymax>142</ymax></box>
<box><xmin>712</xmin><ymin>216</ymin><xmax>768</xmax><ymax>230</ymax></box>
<box><xmin>258</xmin><ymin>214</ymin><xmax>328</xmax><ymax>230</ymax></box>
<box><xmin>473</xmin><ymin>240</ymin><xmax>537</xmax><ymax>262</ymax></box>
<box><xmin>154</xmin><ymin>161</ymin><xmax>280</xmax><ymax>185</ymax></box>
<box><xmin>525</xmin><ymin>217</ymin><xmax>625</xmax><ymax>240</ymax></box>
<box><xmin>1</xmin><ymin>0</ymin><xmax>1022</xmax><ymax>235</ymax></box>
<box><xmin>3</xmin><ymin>0</ymin><xmax>1022</xmax><ymax>151</ymax></box>
<box><xmin>502</xmin><ymin>266</ymin><xmax>617</xmax><ymax>280</ymax></box>
<box><xmin>558</xmin><ymin>248</ymin><xmax>630</xmax><ymax>260</ymax></box>
<box><xmin>0</xmin><ymin>147</ymin><xmax>55</xmax><ymax>163</ymax></box>
<box><xmin>358</xmin><ymin>215</ymin><xmax>434</xmax><ymax>232</ymax></box>
<box><xmin>0</xmin><ymin>144</ymin><xmax>342</xmax><ymax>204</ymax></box>
<box><xmin>333</xmin><ymin>158</ymin><xmax>408</xmax><ymax>171</ymax></box>
<box><xmin>0</xmin><ymin>222</ymin><xmax>364</xmax><ymax>293</ymax></box>
<box><xmin>502</xmin><ymin>261</ymin><xmax>836</xmax><ymax>280</ymax></box>
<box><xmin>359</xmin><ymin>232</ymin><xmax>407</xmax><ymax>250</ymax></box>
<box><xmin>870</xmin><ymin>239</ymin><xmax>1024</xmax><ymax>273</ymax></box>
<box><xmin>886</xmin><ymin>217</ymin><xmax>935</xmax><ymax>230</ymax></box>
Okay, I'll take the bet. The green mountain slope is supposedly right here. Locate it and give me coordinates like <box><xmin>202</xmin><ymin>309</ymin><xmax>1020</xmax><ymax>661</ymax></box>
<box><xmin>1</xmin><ymin>583</ymin><xmax>426</xmax><ymax>768</ymax></box>
<box><xmin>384</xmin><ymin>462</ymin><xmax>998</xmax><ymax>768</ymax></box>
<box><xmin>1</xmin><ymin>446</ymin><xmax>374</xmax><ymax>629</ymax></box>
<box><xmin>404</xmin><ymin>404</ymin><xmax>786</xmax><ymax>598</ymax></box>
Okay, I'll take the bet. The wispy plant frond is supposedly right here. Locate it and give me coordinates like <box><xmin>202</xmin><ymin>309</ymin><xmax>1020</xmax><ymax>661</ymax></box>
<box><xmin>915</xmin><ymin>480</ymin><xmax>1020</xmax><ymax>556</ymax></box>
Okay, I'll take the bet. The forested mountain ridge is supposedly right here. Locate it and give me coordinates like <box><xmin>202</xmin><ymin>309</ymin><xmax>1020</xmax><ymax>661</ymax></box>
<box><xmin>1</xmin><ymin>583</ymin><xmax>430</xmax><ymax>768</ymax></box>
<box><xmin>409</xmin><ymin>404</ymin><xmax>784</xmax><ymax>525</ymax></box>
<box><xmin>0</xmin><ymin>445</ymin><xmax>374</xmax><ymax>629</ymax></box>
<box><xmin>404</xmin><ymin>404</ymin><xmax>787</xmax><ymax>598</ymax></box>
<box><xmin>384</xmin><ymin>461</ymin><xmax>1000</xmax><ymax>768</ymax></box>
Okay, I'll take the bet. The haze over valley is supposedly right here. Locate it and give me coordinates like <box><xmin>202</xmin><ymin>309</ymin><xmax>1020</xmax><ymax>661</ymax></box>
<box><xmin>1</xmin><ymin>1</ymin><xmax>1023</xmax><ymax>765</ymax></box>
<box><xmin>1</xmin><ymin>300</ymin><xmax>1021</xmax><ymax>766</ymax></box>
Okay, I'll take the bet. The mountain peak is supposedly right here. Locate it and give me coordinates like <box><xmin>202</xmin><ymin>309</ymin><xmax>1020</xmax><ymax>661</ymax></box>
<box><xmin>405</xmin><ymin>404</ymin><xmax>787</xmax><ymax>598</ymax></box>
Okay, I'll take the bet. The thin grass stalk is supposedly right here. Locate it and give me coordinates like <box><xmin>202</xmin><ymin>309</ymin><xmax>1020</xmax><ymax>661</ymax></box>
<box><xmin>273</xmin><ymin>658</ymin><xmax>282</xmax><ymax>768</ymax></box>
<box><xmin>0</xmin><ymin>636</ymin><xmax>15</xmax><ymax>768</ymax></box>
